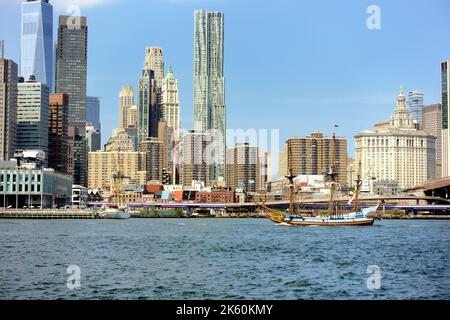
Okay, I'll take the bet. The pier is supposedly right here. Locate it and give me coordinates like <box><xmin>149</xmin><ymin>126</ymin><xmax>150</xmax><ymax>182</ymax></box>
<box><xmin>0</xmin><ymin>209</ymin><xmax>97</xmax><ymax>219</ymax></box>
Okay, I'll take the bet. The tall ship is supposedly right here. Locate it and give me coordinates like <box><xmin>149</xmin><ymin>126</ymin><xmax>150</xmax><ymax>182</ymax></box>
<box><xmin>260</xmin><ymin>132</ymin><xmax>378</xmax><ymax>226</ymax></box>
<box><xmin>99</xmin><ymin>170</ymin><xmax>131</xmax><ymax>219</ymax></box>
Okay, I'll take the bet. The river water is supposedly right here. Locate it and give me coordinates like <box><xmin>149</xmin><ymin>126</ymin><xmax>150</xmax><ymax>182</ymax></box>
<box><xmin>0</xmin><ymin>218</ymin><xmax>449</xmax><ymax>299</ymax></box>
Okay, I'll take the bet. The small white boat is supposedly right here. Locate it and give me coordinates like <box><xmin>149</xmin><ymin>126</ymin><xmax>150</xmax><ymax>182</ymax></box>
<box><xmin>100</xmin><ymin>207</ymin><xmax>130</xmax><ymax>219</ymax></box>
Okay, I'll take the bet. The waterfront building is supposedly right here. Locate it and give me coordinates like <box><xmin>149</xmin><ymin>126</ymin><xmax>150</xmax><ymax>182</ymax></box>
<box><xmin>138</xmin><ymin>68</ymin><xmax>159</xmax><ymax>142</ymax></box>
<box><xmin>355</xmin><ymin>86</ymin><xmax>436</xmax><ymax>190</ymax></box>
<box><xmin>55</xmin><ymin>15</ymin><xmax>88</xmax><ymax>131</ymax></box>
<box><xmin>104</xmin><ymin>128</ymin><xmax>136</xmax><ymax>152</ymax></box>
<box><xmin>193</xmin><ymin>10</ymin><xmax>226</xmax><ymax>181</ymax></box>
<box><xmin>442</xmin><ymin>59</ymin><xmax>450</xmax><ymax>177</ymax></box>
<box><xmin>422</xmin><ymin>104</ymin><xmax>443</xmax><ymax>178</ymax></box>
<box><xmin>179</xmin><ymin>130</ymin><xmax>210</xmax><ymax>187</ymax></box>
<box><xmin>161</xmin><ymin>65</ymin><xmax>180</xmax><ymax>137</ymax></box>
<box><xmin>16</xmin><ymin>76</ymin><xmax>49</xmax><ymax>166</ymax></box>
<box><xmin>72</xmin><ymin>184</ymin><xmax>88</xmax><ymax>208</ymax></box>
<box><xmin>279</xmin><ymin>132</ymin><xmax>348</xmax><ymax>185</ymax></box>
<box><xmin>0</xmin><ymin>160</ymin><xmax>72</xmax><ymax>208</ymax></box>
<box><xmin>88</xmin><ymin>150</ymin><xmax>146</xmax><ymax>191</ymax></box>
<box><xmin>407</xmin><ymin>90</ymin><xmax>424</xmax><ymax>127</ymax></box>
<box><xmin>48</xmin><ymin>93</ymin><xmax>68</xmax><ymax>173</ymax></box>
<box><xmin>0</xmin><ymin>57</ymin><xmax>18</xmax><ymax>161</ymax></box>
<box><xmin>119</xmin><ymin>85</ymin><xmax>134</xmax><ymax>129</ymax></box>
<box><xmin>371</xmin><ymin>180</ymin><xmax>400</xmax><ymax>196</ymax></box>
<box><xmin>67</xmin><ymin>126</ymin><xmax>87</xmax><ymax>187</ymax></box>
<box><xmin>226</xmin><ymin>142</ymin><xmax>260</xmax><ymax>193</ymax></box>
<box><xmin>140</xmin><ymin>137</ymin><xmax>163</xmax><ymax>183</ymax></box>
<box><xmin>85</xmin><ymin>123</ymin><xmax>101</xmax><ymax>152</ymax></box>
<box><xmin>20</xmin><ymin>0</ymin><xmax>53</xmax><ymax>90</ymax></box>
<box><xmin>195</xmin><ymin>189</ymin><xmax>234</xmax><ymax>204</ymax></box>
<box><xmin>86</xmin><ymin>96</ymin><xmax>101</xmax><ymax>132</ymax></box>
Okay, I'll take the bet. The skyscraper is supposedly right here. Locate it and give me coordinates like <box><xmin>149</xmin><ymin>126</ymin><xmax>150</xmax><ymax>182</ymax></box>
<box><xmin>407</xmin><ymin>90</ymin><xmax>424</xmax><ymax>127</ymax></box>
<box><xmin>16</xmin><ymin>76</ymin><xmax>49</xmax><ymax>166</ymax></box>
<box><xmin>138</xmin><ymin>47</ymin><xmax>164</xmax><ymax>143</ymax></box>
<box><xmin>443</xmin><ymin>60</ymin><xmax>449</xmax><ymax>131</ymax></box>
<box><xmin>161</xmin><ymin>65</ymin><xmax>180</xmax><ymax>136</ymax></box>
<box><xmin>55</xmin><ymin>15</ymin><xmax>88</xmax><ymax>131</ymax></box>
<box><xmin>442</xmin><ymin>59</ymin><xmax>450</xmax><ymax>177</ymax></box>
<box><xmin>140</xmin><ymin>137</ymin><xmax>163</xmax><ymax>183</ymax></box>
<box><xmin>85</xmin><ymin>124</ymin><xmax>101</xmax><ymax>152</ymax></box>
<box><xmin>119</xmin><ymin>85</ymin><xmax>134</xmax><ymax>129</ymax></box>
<box><xmin>67</xmin><ymin>126</ymin><xmax>87</xmax><ymax>187</ymax></box>
<box><xmin>86</xmin><ymin>96</ymin><xmax>101</xmax><ymax>132</ymax></box>
<box><xmin>137</xmin><ymin>68</ymin><xmax>159</xmax><ymax>142</ymax></box>
<box><xmin>144</xmin><ymin>47</ymin><xmax>164</xmax><ymax>86</ymax></box>
<box><xmin>0</xmin><ymin>57</ymin><xmax>18</xmax><ymax>161</ymax></box>
<box><xmin>48</xmin><ymin>93</ymin><xmax>68</xmax><ymax>173</ymax></box>
<box><xmin>0</xmin><ymin>40</ymin><xmax>4</xmax><ymax>59</ymax></box>
<box><xmin>20</xmin><ymin>0</ymin><xmax>53</xmax><ymax>91</ymax></box>
<box><xmin>226</xmin><ymin>143</ymin><xmax>260</xmax><ymax>193</ymax></box>
<box><xmin>422</xmin><ymin>104</ymin><xmax>442</xmax><ymax>178</ymax></box>
<box><xmin>179</xmin><ymin>130</ymin><xmax>210</xmax><ymax>187</ymax></box>
<box><xmin>193</xmin><ymin>10</ymin><xmax>226</xmax><ymax>182</ymax></box>
<box><xmin>279</xmin><ymin>132</ymin><xmax>348</xmax><ymax>185</ymax></box>
<box><xmin>259</xmin><ymin>151</ymin><xmax>272</xmax><ymax>190</ymax></box>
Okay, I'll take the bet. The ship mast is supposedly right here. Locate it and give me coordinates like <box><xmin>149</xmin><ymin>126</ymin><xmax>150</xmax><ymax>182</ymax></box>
<box><xmin>111</xmin><ymin>165</ymin><xmax>130</xmax><ymax>208</ymax></box>
<box><xmin>328</xmin><ymin>131</ymin><xmax>338</xmax><ymax>213</ymax></box>
<box><xmin>286</xmin><ymin>169</ymin><xmax>295</xmax><ymax>215</ymax></box>
<box><xmin>353</xmin><ymin>160</ymin><xmax>362</xmax><ymax>212</ymax></box>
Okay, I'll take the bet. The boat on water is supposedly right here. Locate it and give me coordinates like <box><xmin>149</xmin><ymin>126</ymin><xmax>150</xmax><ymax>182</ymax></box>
<box><xmin>100</xmin><ymin>206</ymin><xmax>131</xmax><ymax>219</ymax></box>
<box><xmin>270</xmin><ymin>206</ymin><xmax>378</xmax><ymax>226</ymax></box>
<box><xmin>100</xmin><ymin>171</ymin><xmax>131</xmax><ymax>220</ymax></box>
<box><xmin>260</xmin><ymin>132</ymin><xmax>379</xmax><ymax>227</ymax></box>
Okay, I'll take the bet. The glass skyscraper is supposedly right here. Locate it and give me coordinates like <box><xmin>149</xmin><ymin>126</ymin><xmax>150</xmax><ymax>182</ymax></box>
<box><xmin>193</xmin><ymin>10</ymin><xmax>226</xmax><ymax>181</ymax></box>
<box><xmin>20</xmin><ymin>0</ymin><xmax>53</xmax><ymax>91</ymax></box>
<box><xmin>16</xmin><ymin>77</ymin><xmax>49</xmax><ymax>167</ymax></box>
<box><xmin>55</xmin><ymin>15</ymin><xmax>88</xmax><ymax>130</ymax></box>
<box><xmin>407</xmin><ymin>90</ymin><xmax>424</xmax><ymax>126</ymax></box>
<box><xmin>86</xmin><ymin>96</ymin><xmax>101</xmax><ymax>132</ymax></box>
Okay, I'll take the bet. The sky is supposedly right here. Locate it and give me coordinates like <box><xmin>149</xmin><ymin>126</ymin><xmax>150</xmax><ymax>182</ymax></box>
<box><xmin>1</xmin><ymin>0</ymin><xmax>450</xmax><ymax>176</ymax></box>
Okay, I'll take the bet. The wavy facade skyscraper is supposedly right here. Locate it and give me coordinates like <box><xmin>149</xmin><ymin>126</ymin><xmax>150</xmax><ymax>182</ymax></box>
<box><xmin>193</xmin><ymin>10</ymin><xmax>226</xmax><ymax>182</ymax></box>
<box><xmin>20</xmin><ymin>0</ymin><xmax>53</xmax><ymax>91</ymax></box>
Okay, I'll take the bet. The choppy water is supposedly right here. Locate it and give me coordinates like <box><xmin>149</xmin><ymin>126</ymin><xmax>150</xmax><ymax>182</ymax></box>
<box><xmin>0</xmin><ymin>218</ymin><xmax>449</xmax><ymax>300</ymax></box>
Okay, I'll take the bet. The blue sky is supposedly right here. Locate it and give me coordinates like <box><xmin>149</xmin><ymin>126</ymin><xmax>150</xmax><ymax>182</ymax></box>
<box><xmin>1</xmin><ymin>0</ymin><xmax>450</xmax><ymax>175</ymax></box>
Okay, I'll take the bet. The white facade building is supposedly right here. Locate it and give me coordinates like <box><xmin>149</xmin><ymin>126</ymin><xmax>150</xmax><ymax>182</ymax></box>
<box><xmin>355</xmin><ymin>86</ymin><xmax>436</xmax><ymax>190</ymax></box>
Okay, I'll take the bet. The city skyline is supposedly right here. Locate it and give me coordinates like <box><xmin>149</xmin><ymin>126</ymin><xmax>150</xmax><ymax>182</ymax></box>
<box><xmin>1</xmin><ymin>0</ymin><xmax>450</xmax><ymax>177</ymax></box>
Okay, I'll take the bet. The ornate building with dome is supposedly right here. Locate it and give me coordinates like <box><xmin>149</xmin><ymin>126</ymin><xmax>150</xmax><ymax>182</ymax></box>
<box><xmin>355</xmin><ymin>86</ymin><xmax>437</xmax><ymax>190</ymax></box>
